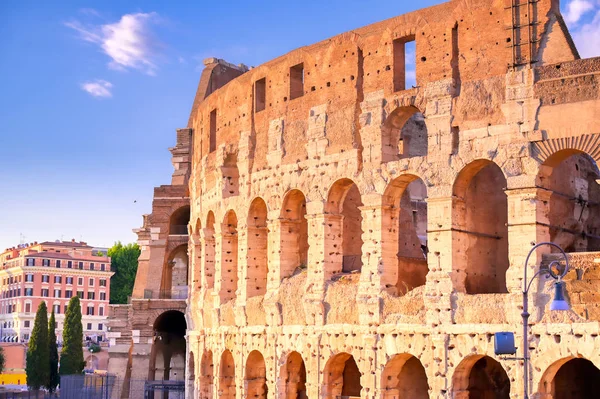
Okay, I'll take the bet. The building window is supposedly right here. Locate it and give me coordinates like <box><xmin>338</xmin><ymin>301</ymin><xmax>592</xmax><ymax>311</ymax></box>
<box><xmin>25</xmin><ymin>288</ymin><xmax>33</xmax><ymax>297</ymax></box>
<box><xmin>64</xmin><ymin>305</ymin><xmax>68</xmax><ymax>313</ymax></box>
<box><xmin>53</xmin><ymin>304</ymin><xmax>60</xmax><ymax>314</ymax></box>
<box><xmin>66</xmin><ymin>277</ymin><xmax>73</xmax><ymax>285</ymax></box>
<box><xmin>53</xmin><ymin>289</ymin><xmax>61</xmax><ymax>298</ymax></box>
<box><xmin>41</xmin><ymin>289</ymin><xmax>49</xmax><ymax>297</ymax></box>
<box><xmin>99</xmin><ymin>279</ymin><xmax>106</xmax><ymax>287</ymax></box>
<box><xmin>78</xmin><ymin>262</ymin><xmax>83</xmax><ymax>270</ymax></box>
<box><xmin>98</xmin><ymin>323</ymin><xmax>103</xmax><ymax>330</ymax></box>
<box><xmin>87</xmin><ymin>292</ymin><xmax>95</xmax><ymax>300</ymax></box>
<box><xmin>100</xmin><ymin>264</ymin><xmax>105</xmax><ymax>271</ymax></box>
<box><xmin>100</xmin><ymin>292</ymin><xmax>106</xmax><ymax>301</ymax></box>
<box><xmin>78</xmin><ymin>277</ymin><xmax>83</xmax><ymax>285</ymax></box>
<box><xmin>26</xmin><ymin>258</ymin><xmax>35</xmax><ymax>266</ymax></box>
<box><xmin>87</xmin><ymin>323</ymin><xmax>92</xmax><ymax>330</ymax></box>
<box><xmin>393</xmin><ymin>36</ymin><xmax>417</xmax><ymax>92</ymax></box>
<box><xmin>42</xmin><ymin>259</ymin><xmax>50</xmax><ymax>267</ymax></box>
<box><xmin>24</xmin><ymin>320</ymin><xmax>30</xmax><ymax>328</ymax></box>
<box><xmin>89</xmin><ymin>278</ymin><xmax>94</xmax><ymax>287</ymax></box>
<box><xmin>290</xmin><ymin>63</ymin><xmax>304</xmax><ymax>100</ymax></box>
<box><xmin>56</xmin><ymin>260</ymin><xmax>61</xmax><ymax>268</ymax></box>
<box><xmin>254</xmin><ymin>77</ymin><xmax>266</xmax><ymax>112</ymax></box>
<box><xmin>90</xmin><ymin>263</ymin><xmax>95</xmax><ymax>271</ymax></box>
<box><xmin>25</xmin><ymin>274</ymin><xmax>34</xmax><ymax>282</ymax></box>
<box><xmin>42</xmin><ymin>275</ymin><xmax>50</xmax><ymax>283</ymax></box>
<box><xmin>54</xmin><ymin>275</ymin><xmax>62</xmax><ymax>284</ymax></box>
<box><xmin>25</xmin><ymin>303</ymin><xmax>31</xmax><ymax>313</ymax></box>
<box><xmin>77</xmin><ymin>291</ymin><xmax>84</xmax><ymax>298</ymax></box>
<box><xmin>209</xmin><ymin>109</ymin><xmax>217</xmax><ymax>153</ymax></box>
<box><xmin>65</xmin><ymin>290</ymin><xmax>73</xmax><ymax>299</ymax></box>
<box><xmin>99</xmin><ymin>307</ymin><xmax>104</xmax><ymax>316</ymax></box>
<box><xmin>87</xmin><ymin>306</ymin><xmax>94</xmax><ymax>316</ymax></box>
<box><xmin>67</xmin><ymin>261</ymin><xmax>72</xmax><ymax>269</ymax></box>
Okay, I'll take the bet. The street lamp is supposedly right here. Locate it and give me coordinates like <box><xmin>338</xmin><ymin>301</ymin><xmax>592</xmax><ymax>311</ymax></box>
<box><xmin>495</xmin><ymin>242</ymin><xmax>571</xmax><ymax>399</ymax></box>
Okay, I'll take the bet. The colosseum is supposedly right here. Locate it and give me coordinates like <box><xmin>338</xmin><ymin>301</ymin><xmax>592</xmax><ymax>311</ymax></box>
<box><xmin>106</xmin><ymin>0</ymin><xmax>600</xmax><ymax>398</ymax></box>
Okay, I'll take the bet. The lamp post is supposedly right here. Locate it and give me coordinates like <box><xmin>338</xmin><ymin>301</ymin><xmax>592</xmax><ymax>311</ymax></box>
<box><xmin>522</xmin><ymin>242</ymin><xmax>571</xmax><ymax>399</ymax></box>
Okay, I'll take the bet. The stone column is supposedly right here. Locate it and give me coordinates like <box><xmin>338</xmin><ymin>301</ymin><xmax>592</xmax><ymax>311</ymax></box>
<box><xmin>235</xmin><ymin>221</ymin><xmax>249</xmax><ymax>326</ymax></box>
<box><xmin>265</xmin><ymin>218</ymin><xmax>284</xmax><ymax>326</ymax></box>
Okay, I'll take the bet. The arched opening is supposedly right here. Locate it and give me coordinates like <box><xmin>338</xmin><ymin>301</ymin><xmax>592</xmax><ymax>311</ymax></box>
<box><xmin>170</xmin><ymin>206</ymin><xmax>190</xmax><ymax>235</ymax></box>
<box><xmin>200</xmin><ymin>351</ymin><xmax>214</xmax><ymax>399</ymax></box>
<box><xmin>161</xmin><ymin>245</ymin><xmax>188</xmax><ymax>299</ymax></box>
<box><xmin>537</xmin><ymin>150</ymin><xmax>600</xmax><ymax>252</ymax></box>
<box><xmin>280</xmin><ymin>351</ymin><xmax>307</xmax><ymax>399</ymax></box>
<box><xmin>453</xmin><ymin>160</ymin><xmax>508</xmax><ymax>294</ymax></box>
<box><xmin>279</xmin><ymin>190</ymin><xmax>309</xmax><ymax>279</ymax></box>
<box><xmin>220</xmin><ymin>210</ymin><xmax>238</xmax><ymax>303</ymax></box>
<box><xmin>245</xmin><ymin>351</ymin><xmax>267</xmax><ymax>399</ymax></box>
<box><xmin>205</xmin><ymin>212</ymin><xmax>216</xmax><ymax>289</ymax></box>
<box><xmin>382</xmin><ymin>106</ymin><xmax>428</xmax><ymax>162</ymax></box>
<box><xmin>85</xmin><ymin>355</ymin><xmax>99</xmax><ymax>371</ymax></box>
<box><xmin>150</xmin><ymin>311</ymin><xmax>187</xmax><ymax>382</ymax></box>
<box><xmin>382</xmin><ymin>175</ymin><xmax>428</xmax><ymax>295</ymax></box>
<box><xmin>188</xmin><ymin>352</ymin><xmax>196</xmax><ymax>398</ymax></box>
<box><xmin>247</xmin><ymin>198</ymin><xmax>268</xmax><ymax>297</ymax></box>
<box><xmin>381</xmin><ymin>353</ymin><xmax>429</xmax><ymax>399</ymax></box>
<box><xmin>220</xmin><ymin>350</ymin><xmax>236</xmax><ymax>399</ymax></box>
<box><xmin>322</xmin><ymin>353</ymin><xmax>362</xmax><ymax>399</ymax></box>
<box><xmin>326</xmin><ymin>179</ymin><xmax>364</xmax><ymax>275</ymax></box>
<box><xmin>452</xmin><ymin>355</ymin><xmax>509</xmax><ymax>399</ymax></box>
<box><xmin>538</xmin><ymin>357</ymin><xmax>600</xmax><ymax>398</ymax></box>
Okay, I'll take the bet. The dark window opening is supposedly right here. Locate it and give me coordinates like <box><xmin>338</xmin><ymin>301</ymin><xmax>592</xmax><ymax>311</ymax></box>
<box><xmin>254</xmin><ymin>78</ymin><xmax>266</xmax><ymax>112</ymax></box>
<box><xmin>209</xmin><ymin>109</ymin><xmax>217</xmax><ymax>153</ymax></box>
<box><xmin>290</xmin><ymin>63</ymin><xmax>304</xmax><ymax>100</ymax></box>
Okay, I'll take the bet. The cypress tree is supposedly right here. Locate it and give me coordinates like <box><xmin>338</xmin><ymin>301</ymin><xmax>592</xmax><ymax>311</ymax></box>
<box><xmin>47</xmin><ymin>310</ymin><xmax>60</xmax><ymax>392</ymax></box>
<box><xmin>26</xmin><ymin>301</ymin><xmax>50</xmax><ymax>391</ymax></box>
<box><xmin>60</xmin><ymin>296</ymin><xmax>84</xmax><ymax>375</ymax></box>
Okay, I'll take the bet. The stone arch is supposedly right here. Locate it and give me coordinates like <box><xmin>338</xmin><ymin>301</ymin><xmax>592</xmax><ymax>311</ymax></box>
<box><xmin>245</xmin><ymin>350</ymin><xmax>267</xmax><ymax>399</ymax></box>
<box><xmin>220</xmin><ymin>210</ymin><xmax>238</xmax><ymax>303</ymax></box>
<box><xmin>322</xmin><ymin>352</ymin><xmax>362</xmax><ymax>399</ymax></box>
<box><xmin>452</xmin><ymin>160</ymin><xmax>509</xmax><ymax>294</ymax></box>
<box><xmin>150</xmin><ymin>310</ymin><xmax>187</xmax><ymax>381</ymax></box>
<box><xmin>205</xmin><ymin>211</ymin><xmax>216</xmax><ymax>289</ymax></box>
<box><xmin>200</xmin><ymin>350</ymin><xmax>214</xmax><ymax>399</ymax></box>
<box><xmin>279</xmin><ymin>189</ymin><xmax>309</xmax><ymax>279</ymax></box>
<box><xmin>170</xmin><ymin>205</ymin><xmax>190</xmax><ymax>235</ymax></box>
<box><xmin>326</xmin><ymin>179</ymin><xmax>364</xmax><ymax>274</ymax></box>
<box><xmin>382</xmin><ymin>106</ymin><xmax>428</xmax><ymax>162</ymax></box>
<box><xmin>279</xmin><ymin>351</ymin><xmax>307</xmax><ymax>399</ymax></box>
<box><xmin>538</xmin><ymin>356</ymin><xmax>600</xmax><ymax>398</ymax></box>
<box><xmin>188</xmin><ymin>351</ymin><xmax>196</xmax><ymax>397</ymax></box>
<box><xmin>161</xmin><ymin>244</ymin><xmax>188</xmax><ymax>299</ymax></box>
<box><xmin>247</xmin><ymin>198</ymin><xmax>269</xmax><ymax>297</ymax></box>
<box><xmin>536</xmin><ymin>149</ymin><xmax>600</xmax><ymax>252</ymax></box>
<box><xmin>382</xmin><ymin>174</ymin><xmax>428</xmax><ymax>295</ymax></box>
<box><xmin>85</xmin><ymin>354</ymin><xmax>99</xmax><ymax>370</ymax></box>
<box><xmin>451</xmin><ymin>355</ymin><xmax>510</xmax><ymax>399</ymax></box>
<box><xmin>220</xmin><ymin>350</ymin><xmax>236</xmax><ymax>399</ymax></box>
<box><xmin>381</xmin><ymin>353</ymin><xmax>429</xmax><ymax>399</ymax></box>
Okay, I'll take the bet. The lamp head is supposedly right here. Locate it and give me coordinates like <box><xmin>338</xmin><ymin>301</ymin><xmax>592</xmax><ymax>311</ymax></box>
<box><xmin>550</xmin><ymin>280</ymin><xmax>570</xmax><ymax>311</ymax></box>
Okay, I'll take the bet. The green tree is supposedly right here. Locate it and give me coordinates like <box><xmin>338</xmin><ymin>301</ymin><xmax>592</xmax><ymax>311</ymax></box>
<box><xmin>0</xmin><ymin>346</ymin><xmax>5</xmax><ymax>374</ymax></box>
<box><xmin>108</xmin><ymin>242</ymin><xmax>140</xmax><ymax>304</ymax></box>
<box><xmin>47</xmin><ymin>310</ymin><xmax>60</xmax><ymax>392</ymax></box>
<box><xmin>60</xmin><ymin>296</ymin><xmax>84</xmax><ymax>375</ymax></box>
<box><xmin>26</xmin><ymin>302</ymin><xmax>49</xmax><ymax>390</ymax></box>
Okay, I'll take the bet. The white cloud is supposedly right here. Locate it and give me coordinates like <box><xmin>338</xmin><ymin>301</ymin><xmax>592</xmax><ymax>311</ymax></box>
<box><xmin>564</xmin><ymin>0</ymin><xmax>594</xmax><ymax>24</ymax></box>
<box><xmin>65</xmin><ymin>12</ymin><xmax>159</xmax><ymax>75</ymax></box>
<box><xmin>571</xmin><ymin>9</ymin><xmax>600</xmax><ymax>58</ymax></box>
<box><xmin>81</xmin><ymin>80</ymin><xmax>113</xmax><ymax>98</ymax></box>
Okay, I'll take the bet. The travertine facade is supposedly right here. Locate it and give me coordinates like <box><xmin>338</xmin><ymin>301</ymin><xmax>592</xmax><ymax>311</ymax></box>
<box><xmin>108</xmin><ymin>0</ymin><xmax>600</xmax><ymax>398</ymax></box>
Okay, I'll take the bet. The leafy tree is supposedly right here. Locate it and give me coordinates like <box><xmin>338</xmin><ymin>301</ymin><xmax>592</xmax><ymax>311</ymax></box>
<box><xmin>0</xmin><ymin>346</ymin><xmax>5</xmax><ymax>374</ymax></box>
<box><xmin>26</xmin><ymin>302</ymin><xmax>49</xmax><ymax>390</ymax></box>
<box><xmin>60</xmin><ymin>296</ymin><xmax>84</xmax><ymax>375</ymax></box>
<box><xmin>108</xmin><ymin>242</ymin><xmax>140</xmax><ymax>304</ymax></box>
<box><xmin>47</xmin><ymin>310</ymin><xmax>60</xmax><ymax>392</ymax></box>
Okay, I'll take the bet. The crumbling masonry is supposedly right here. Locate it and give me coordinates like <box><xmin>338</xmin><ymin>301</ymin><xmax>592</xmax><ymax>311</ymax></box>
<box><xmin>107</xmin><ymin>0</ymin><xmax>600</xmax><ymax>398</ymax></box>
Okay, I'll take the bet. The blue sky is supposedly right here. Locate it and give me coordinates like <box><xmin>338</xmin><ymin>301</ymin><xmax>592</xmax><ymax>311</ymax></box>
<box><xmin>0</xmin><ymin>0</ymin><xmax>598</xmax><ymax>251</ymax></box>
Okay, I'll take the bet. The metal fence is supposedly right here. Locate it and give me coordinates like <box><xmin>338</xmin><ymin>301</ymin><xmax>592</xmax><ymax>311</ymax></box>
<box><xmin>58</xmin><ymin>375</ymin><xmax>185</xmax><ymax>399</ymax></box>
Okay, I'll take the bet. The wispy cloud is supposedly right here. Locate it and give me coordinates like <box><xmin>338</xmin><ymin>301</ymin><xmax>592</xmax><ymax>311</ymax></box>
<box><xmin>81</xmin><ymin>80</ymin><xmax>113</xmax><ymax>98</ymax></box>
<box><xmin>65</xmin><ymin>12</ymin><xmax>160</xmax><ymax>75</ymax></box>
<box><xmin>564</xmin><ymin>0</ymin><xmax>594</xmax><ymax>24</ymax></box>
